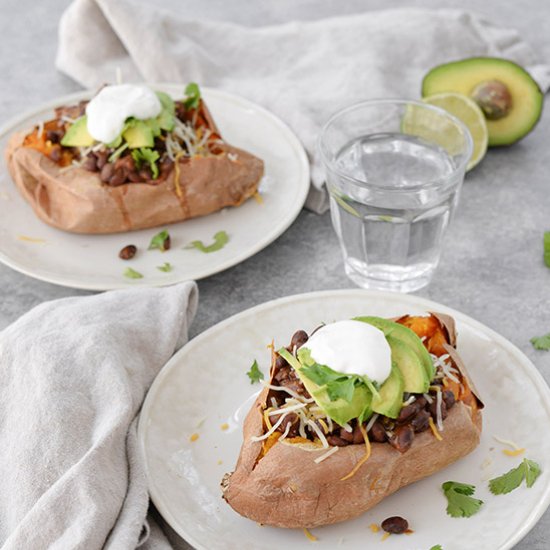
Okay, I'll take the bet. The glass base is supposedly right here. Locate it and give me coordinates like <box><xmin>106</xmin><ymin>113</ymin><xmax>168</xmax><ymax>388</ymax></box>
<box><xmin>344</xmin><ymin>259</ymin><xmax>435</xmax><ymax>293</ymax></box>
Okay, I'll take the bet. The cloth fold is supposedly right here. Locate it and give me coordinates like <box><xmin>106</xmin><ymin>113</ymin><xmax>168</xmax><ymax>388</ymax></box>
<box><xmin>0</xmin><ymin>282</ymin><xmax>198</xmax><ymax>549</ymax></box>
<box><xmin>56</xmin><ymin>0</ymin><xmax>550</xmax><ymax>213</ymax></box>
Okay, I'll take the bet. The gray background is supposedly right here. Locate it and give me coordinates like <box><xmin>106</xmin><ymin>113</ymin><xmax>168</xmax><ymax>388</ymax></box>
<box><xmin>1</xmin><ymin>1</ymin><xmax>549</xmax><ymax>548</ymax></box>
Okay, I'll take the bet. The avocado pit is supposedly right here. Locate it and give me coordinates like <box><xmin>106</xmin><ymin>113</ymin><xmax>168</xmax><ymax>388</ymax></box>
<box><xmin>471</xmin><ymin>80</ymin><xmax>513</xmax><ymax>120</ymax></box>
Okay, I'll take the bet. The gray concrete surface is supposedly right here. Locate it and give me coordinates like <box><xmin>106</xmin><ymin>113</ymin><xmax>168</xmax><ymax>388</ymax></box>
<box><xmin>1</xmin><ymin>1</ymin><xmax>549</xmax><ymax>548</ymax></box>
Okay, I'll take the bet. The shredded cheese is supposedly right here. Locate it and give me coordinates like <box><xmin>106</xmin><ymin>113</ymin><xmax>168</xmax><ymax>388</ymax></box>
<box><xmin>17</xmin><ymin>235</ymin><xmax>46</xmax><ymax>244</ymax></box>
<box><xmin>365</xmin><ymin>413</ymin><xmax>379</xmax><ymax>433</ymax></box>
<box><xmin>436</xmin><ymin>389</ymin><xmax>444</xmax><ymax>432</ymax></box>
<box><xmin>493</xmin><ymin>435</ymin><xmax>523</xmax><ymax>450</ymax></box>
<box><xmin>381</xmin><ymin>532</ymin><xmax>391</xmax><ymax>541</ymax></box>
<box><xmin>303</xmin><ymin>528</ymin><xmax>318</xmax><ymax>542</ymax></box>
<box><xmin>263</xmin><ymin>408</ymin><xmax>274</xmax><ymax>431</ymax></box>
<box><xmin>314</xmin><ymin>446</ymin><xmax>339</xmax><ymax>464</ymax></box>
<box><xmin>189</xmin><ymin>433</ymin><xmax>199</xmax><ymax>442</ymax></box>
<box><xmin>428</xmin><ymin>417</ymin><xmax>443</xmax><ymax>441</ymax></box>
<box><xmin>341</xmin><ymin>424</ymin><xmax>371</xmax><ymax>481</ymax></box>
<box><xmin>369</xmin><ymin>523</ymin><xmax>380</xmax><ymax>533</ymax></box>
<box><xmin>220</xmin><ymin>423</ymin><xmax>229</xmax><ymax>431</ymax></box>
<box><xmin>253</xmin><ymin>192</ymin><xmax>263</xmax><ymax>204</ymax></box>
<box><xmin>503</xmin><ymin>448</ymin><xmax>526</xmax><ymax>457</ymax></box>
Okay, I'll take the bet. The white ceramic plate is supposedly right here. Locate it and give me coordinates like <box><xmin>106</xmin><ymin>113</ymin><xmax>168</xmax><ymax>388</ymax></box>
<box><xmin>138</xmin><ymin>290</ymin><xmax>550</xmax><ymax>550</ymax></box>
<box><xmin>0</xmin><ymin>86</ymin><xmax>309</xmax><ymax>290</ymax></box>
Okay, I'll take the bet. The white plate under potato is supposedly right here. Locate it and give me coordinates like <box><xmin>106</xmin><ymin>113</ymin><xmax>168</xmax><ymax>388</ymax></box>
<box><xmin>138</xmin><ymin>290</ymin><xmax>550</xmax><ymax>550</ymax></box>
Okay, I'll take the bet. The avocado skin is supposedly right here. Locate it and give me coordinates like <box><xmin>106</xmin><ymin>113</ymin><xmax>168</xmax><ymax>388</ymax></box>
<box><xmin>355</xmin><ymin>316</ymin><xmax>435</xmax><ymax>381</ymax></box>
<box><xmin>421</xmin><ymin>56</ymin><xmax>543</xmax><ymax>146</ymax></box>
<box><xmin>386</xmin><ymin>335</ymin><xmax>430</xmax><ymax>394</ymax></box>
<box><xmin>60</xmin><ymin>116</ymin><xmax>95</xmax><ymax>147</ymax></box>
<box><xmin>371</xmin><ymin>363</ymin><xmax>404</xmax><ymax>419</ymax></box>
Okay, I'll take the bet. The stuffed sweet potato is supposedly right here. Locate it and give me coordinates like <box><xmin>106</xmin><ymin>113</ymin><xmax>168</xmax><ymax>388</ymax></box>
<box><xmin>5</xmin><ymin>84</ymin><xmax>264</xmax><ymax>234</ymax></box>
<box><xmin>222</xmin><ymin>313</ymin><xmax>483</xmax><ymax>528</ymax></box>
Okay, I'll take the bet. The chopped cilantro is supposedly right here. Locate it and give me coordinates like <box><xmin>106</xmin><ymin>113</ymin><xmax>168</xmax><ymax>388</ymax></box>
<box><xmin>531</xmin><ymin>333</ymin><xmax>550</xmax><ymax>351</ymax></box>
<box><xmin>157</xmin><ymin>262</ymin><xmax>173</xmax><ymax>272</ymax></box>
<box><xmin>124</xmin><ymin>267</ymin><xmax>143</xmax><ymax>279</ymax></box>
<box><xmin>544</xmin><ymin>232</ymin><xmax>550</xmax><ymax>268</ymax></box>
<box><xmin>148</xmin><ymin>230</ymin><xmax>171</xmax><ymax>252</ymax></box>
<box><xmin>187</xmin><ymin>231</ymin><xmax>229</xmax><ymax>253</ymax></box>
<box><xmin>429</xmin><ymin>546</ymin><xmax>443</xmax><ymax>550</ymax></box>
<box><xmin>441</xmin><ymin>481</ymin><xmax>483</xmax><ymax>518</ymax></box>
<box><xmin>131</xmin><ymin>147</ymin><xmax>160</xmax><ymax>179</ymax></box>
<box><xmin>184</xmin><ymin>83</ymin><xmax>201</xmax><ymax>110</ymax></box>
<box><xmin>489</xmin><ymin>459</ymin><xmax>541</xmax><ymax>495</ymax></box>
<box><xmin>246</xmin><ymin>360</ymin><xmax>264</xmax><ymax>384</ymax></box>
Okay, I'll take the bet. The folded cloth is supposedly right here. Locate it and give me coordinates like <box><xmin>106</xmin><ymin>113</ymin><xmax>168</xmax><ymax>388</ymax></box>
<box><xmin>0</xmin><ymin>283</ymin><xmax>198</xmax><ymax>549</ymax></box>
<box><xmin>56</xmin><ymin>0</ymin><xmax>550</xmax><ymax>213</ymax></box>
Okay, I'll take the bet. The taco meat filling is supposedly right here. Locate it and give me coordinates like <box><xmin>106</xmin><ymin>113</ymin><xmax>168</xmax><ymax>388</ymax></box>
<box><xmin>260</xmin><ymin>315</ymin><xmax>481</xmax><ymax>454</ymax></box>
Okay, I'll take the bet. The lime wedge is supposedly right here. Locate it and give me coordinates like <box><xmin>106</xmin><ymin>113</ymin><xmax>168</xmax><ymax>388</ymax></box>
<box><xmin>423</xmin><ymin>93</ymin><xmax>488</xmax><ymax>171</ymax></box>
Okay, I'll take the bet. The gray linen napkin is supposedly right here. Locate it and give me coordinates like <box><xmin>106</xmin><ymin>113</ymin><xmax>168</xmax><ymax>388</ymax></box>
<box><xmin>56</xmin><ymin>0</ymin><xmax>550</xmax><ymax>213</ymax></box>
<box><xmin>0</xmin><ymin>282</ymin><xmax>198</xmax><ymax>549</ymax></box>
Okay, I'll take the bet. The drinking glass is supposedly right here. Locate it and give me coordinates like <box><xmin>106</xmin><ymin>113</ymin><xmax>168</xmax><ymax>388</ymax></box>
<box><xmin>318</xmin><ymin>99</ymin><xmax>473</xmax><ymax>292</ymax></box>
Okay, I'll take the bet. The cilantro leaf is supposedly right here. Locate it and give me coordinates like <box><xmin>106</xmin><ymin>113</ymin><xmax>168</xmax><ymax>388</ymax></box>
<box><xmin>544</xmin><ymin>231</ymin><xmax>550</xmax><ymax>268</ymax></box>
<box><xmin>124</xmin><ymin>267</ymin><xmax>143</xmax><ymax>279</ymax></box>
<box><xmin>429</xmin><ymin>546</ymin><xmax>443</xmax><ymax>550</ymax></box>
<box><xmin>530</xmin><ymin>333</ymin><xmax>550</xmax><ymax>351</ymax></box>
<box><xmin>299</xmin><ymin>362</ymin><xmax>343</xmax><ymax>386</ymax></box>
<box><xmin>489</xmin><ymin>458</ymin><xmax>542</xmax><ymax>494</ymax></box>
<box><xmin>148</xmin><ymin>230</ymin><xmax>171</xmax><ymax>252</ymax></box>
<box><xmin>325</xmin><ymin>376</ymin><xmax>356</xmax><ymax>402</ymax></box>
<box><xmin>131</xmin><ymin>147</ymin><xmax>160</xmax><ymax>179</ymax></box>
<box><xmin>157</xmin><ymin>262</ymin><xmax>173</xmax><ymax>272</ymax></box>
<box><xmin>246</xmin><ymin>360</ymin><xmax>263</xmax><ymax>384</ymax></box>
<box><xmin>441</xmin><ymin>481</ymin><xmax>483</xmax><ymax>518</ymax></box>
<box><xmin>525</xmin><ymin>459</ymin><xmax>542</xmax><ymax>488</ymax></box>
<box><xmin>156</xmin><ymin>91</ymin><xmax>176</xmax><ymax>115</ymax></box>
<box><xmin>187</xmin><ymin>231</ymin><xmax>229</xmax><ymax>253</ymax></box>
<box><xmin>184</xmin><ymin>83</ymin><xmax>201</xmax><ymax>110</ymax></box>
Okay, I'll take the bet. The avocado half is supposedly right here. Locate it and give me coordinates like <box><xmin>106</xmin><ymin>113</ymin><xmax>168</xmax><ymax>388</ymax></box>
<box><xmin>422</xmin><ymin>57</ymin><xmax>543</xmax><ymax>146</ymax></box>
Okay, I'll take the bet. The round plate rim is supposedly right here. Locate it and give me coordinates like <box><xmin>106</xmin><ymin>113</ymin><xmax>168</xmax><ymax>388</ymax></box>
<box><xmin>0</xmin><ymin>85</ymin><xmax>310</xmax><ymax>290</ymax></box>
<box><xmin>138</xmin><ymin>288</ymin><xmax>550</xmax><ymax>550</ymax></box>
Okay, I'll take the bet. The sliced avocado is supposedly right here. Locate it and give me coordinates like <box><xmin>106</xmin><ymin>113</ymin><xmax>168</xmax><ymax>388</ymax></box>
<box><xmin>123</xmin><ymin>120</ymin><xmax>154</xmax><ymax>149</ymax></box>
<box><xmin>422</xmin><ymin>57</ymin><xmax>543</xmax><ymax>146</ymax></box>
<box><xmin>387</xmin><ymin>335</ymin><xmax>429</xmax><ymax>394</ymax></box>
<box><xmin>371</xmin><ymin>363</ymin><xmax>404</xmax><ymax>419</ymax></box>
<box><xmin>354</xmin><ymin>316</ymin><xmax>435</xmax><ymax>381</ymax></box>
<box><xmin>60</xmin><ymin>116</ymin><xmax>94</xmax><ymax>147</ymax></box>
<box><xmin>278</xmin><ymin>348</ymin><xmax>371</xmax><ymax>427</ymax></box>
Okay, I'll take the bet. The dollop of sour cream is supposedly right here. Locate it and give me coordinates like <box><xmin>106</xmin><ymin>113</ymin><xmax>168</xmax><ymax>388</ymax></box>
<box><xmin>302</xmin><ymin>320</ymin><xmax>391</xmax><ymax>385</ymax></box>
<box><xmin>85</xmin><ymin>84</ymin><xmax>162</xmax><ymax>143</ymax></box>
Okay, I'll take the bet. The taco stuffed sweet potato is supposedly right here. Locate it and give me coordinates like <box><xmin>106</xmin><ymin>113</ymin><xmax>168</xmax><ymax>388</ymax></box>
<box><xmin>222</xmin><ymin>313</ymin><xmax>483</xmax><ymax>528</ymax></box>
<box><xmin>5</xmin><ymin>84</ymin><xmax>264</xmax><ymax>234</ymax></box>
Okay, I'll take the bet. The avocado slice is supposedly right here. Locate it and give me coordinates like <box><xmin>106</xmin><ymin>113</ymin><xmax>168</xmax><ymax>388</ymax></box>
<box><xmin>386</xmin><ymin>335</ymin><xmax>429</xmax><ymax>394</ymax></box>
<box><xmin>278</xmin><ymin>348</ymin><xmax>372</xmax><ymax>427</ymax></box>
<box><xmin>354</xmin><ymin>316</ymin><xmax>435</xmax><ymax>381</ymax></box>
<box><xmin>60</xmin><ymin>116</ymin><xmax>95</xmax><ymax>147</ymax></box>
<box><xmin>422</xmin><ymin>57</ymin><xmax>543</xmax><ymax>146</ymax></box>
<box><xmin>371</xmin><ymin>363</ymin><xmax>404</xmax><ymax>419</ymax></box>
<box><xmin>123</xmin><ymin>120</ymin><xmax>154</xmax><ymax>149</ymax></box>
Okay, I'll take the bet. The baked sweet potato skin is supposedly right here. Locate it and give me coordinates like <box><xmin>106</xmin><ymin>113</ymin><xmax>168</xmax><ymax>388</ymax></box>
<box><xmin>222</xmin><ymin>314</ymin><xmax>483</xmax><ymax>529</ymax></box>
<box><xmin>5</xmin><ymin>133</ymin><xmax>263</xmax><ymax>234</ymax></box>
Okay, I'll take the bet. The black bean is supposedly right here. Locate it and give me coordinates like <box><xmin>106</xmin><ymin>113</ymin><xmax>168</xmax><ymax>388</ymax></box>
<box><xmin>443</xmin><ymin>390</ymin><xmax>456</xmax><ymax>409</ymax></box>
<box><xmin>397</xmin><ymin>401</ymin><xmax>420</xmax><ymax>423</ymax></box>
<box><xmin>352</xmin><ymin>423</ymin><xmax>364</xmax><ymax>444</ymax></box>
<box><xmin>96</xmin><ymin>151</ymin><xmax>108</xmax><ymax>170</ymax></box>
<box><xmin>276</xmin><ymin>413</ymin><xmax>299</xmax><ymax>437</ymax></box>
<box><xmin>119</xmin><ymin>245</ymin><xmax>137</xmax><ymax>260</ymax></box>
<box><xmin>128</xmin><ymin>171</ymin><xmax>142</xmax><ymax>183</ymax></box>
<box><xmin>326</xmin><ymin>435</ymin><xmax>350</xmax><ymax>447</ymax></box>
<box><xmin>290</xmin><ymin>330</ymin><xmax>308</xmax><ymax>350</ymax></box>
<box><xmin>49</xmin><ymin>145</ymin><xmax>62</xmax><ymax>163</ymax></box>
<box><xmin>339</xmin><ymin>428</ymin><xmax>354</xmax><ymax>443</ymax></box>
<box><xmin>100</xmin><ymin>163</ymin><xmax>115</xmax><ymax>183</ymax></box>
<box><xmin>415</xmin><ymin>396</ymin><xmax>427</xmax><ymax>409</ymax></box>
<box><xmin>411</xmin><ymin>410</ymin><xmax>430</xmax><ymax>433</ymax></box>
<box><xmin>46</xmin><ymin>130</ymin><xmax>62</xmax><ymax>144</ymax></box>
<box><xmin>430</xmin><ymin>398</ymin><xmax>448</xmax><ymax>421</ymax></box>
<box><xmin>108</xmin><ymin>168</ymin><xmax>127</xmax><ymax>187</ymax></box>
<box><xmin>274</xmin><ymin>366</ymin><xmax>291</xmax><ymax>383</ymax></box>
<box><xmin>274</xmin><ymin>355</ymin><xmax>287</xmax><ymax>369</ymax></box>
<box><xmin>369</xmin><ymin>421</ymin><xmax>387</xmax><ymax>443</ymax></box>
<box><xmin>389</xmin><ymin>425</ymin><xmax>414</xmax><ymax>453</ymax></box>
<box><xmin>381</xmin><ymin>516</ymin><xmax>408</xmax><ymax>534</ymax></box>
<box><xmin>83</xmin><ymin>153</ymin><xmax>98</xmax><ymax>172</ymax></box>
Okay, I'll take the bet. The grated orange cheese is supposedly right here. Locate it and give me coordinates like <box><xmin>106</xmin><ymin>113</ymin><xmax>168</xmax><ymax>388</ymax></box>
<box><xmin>341</xmin><ymin>424</ymin><xmax>371</xmax><ymax>481</ymax></box>
<box><xmin>381</xmin><ymin>532</ymin><xmax>391</xmax><ymax>541</ymax></box>
<box><xmin>17</xmin><ymin>235</ymin><xmax>46</xmax><ymax>243</ymax></box>
<box><xmin>303</xmin><ymin>528</ymin><xmax>318</xmax><ymax>542</ymax></box>
<box><xmin>253</xmin><ymin>192</ymin><xmax>264</xmax><ymax>205</ymax></box>
<box><xmin>369</xmin><ymin>523</ymin><xmax>380</xmax><ymax>533</ymax></box>
<box><xmin>189</xmin><ymin>433</ymin><xmax>199</xmax><ymax>442</ymax></box>
<box><xmin>263</xmin><ymin>407</ymin><xmax>274</xmax><ymax>431</ymax></box>
<box><xmin>503</xmin><ymin>448</ymin><xmax>526</xmax><ymax>457</ymax></box>
<box><xmin>173</xmin><ymin>151</ymin><xmax>185</xmax><ymax>198</ymax></box>
<box><xmin>428</xmin><ymin>417</ymin><xmax>443</xmax><ymax>441</ymax></box>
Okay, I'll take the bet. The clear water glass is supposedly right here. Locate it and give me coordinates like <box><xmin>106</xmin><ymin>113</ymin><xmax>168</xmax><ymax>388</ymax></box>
<box><xmin>318</xmin><ymin>99</ymin><xmax>473</xmax><ymax>293</ymax></box>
